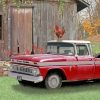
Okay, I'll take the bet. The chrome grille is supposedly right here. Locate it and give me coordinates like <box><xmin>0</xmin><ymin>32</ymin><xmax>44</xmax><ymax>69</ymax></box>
<box><xmin>11</xmin><ymin>64</ymin><xmax>33</xmax><ymax>75</ymax></box>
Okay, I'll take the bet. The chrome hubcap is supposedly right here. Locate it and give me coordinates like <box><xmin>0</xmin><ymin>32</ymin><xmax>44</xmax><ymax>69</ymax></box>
<box><xmin>48</xmin><ymin>75</ymin><xmax>60</xmax><ymax>88</ymax></box>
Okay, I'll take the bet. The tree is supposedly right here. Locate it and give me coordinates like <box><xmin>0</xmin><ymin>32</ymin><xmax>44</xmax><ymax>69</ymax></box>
<box><xmin>78</xmin><ymin>0</ymin><xmax>100</xmax><ymax>38</ymax></box>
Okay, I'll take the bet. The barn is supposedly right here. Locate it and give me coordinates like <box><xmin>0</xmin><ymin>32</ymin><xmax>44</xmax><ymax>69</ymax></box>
<box><xmin>0</xmin><ymin>0</ymin><xmax>89</xmax><ymax>59</ymax></box>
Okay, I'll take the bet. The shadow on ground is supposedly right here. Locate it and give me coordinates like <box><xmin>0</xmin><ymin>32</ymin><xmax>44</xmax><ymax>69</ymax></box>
<box><xmin>12</xmin><ymin>79</ymin><xmax>100</xmax><ymax>95</ymax></box>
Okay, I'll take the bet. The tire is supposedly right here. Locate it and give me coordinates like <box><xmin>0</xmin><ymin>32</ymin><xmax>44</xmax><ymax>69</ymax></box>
<box><xmin>18</xmin><ymin>80</ymin><xmax>29</xmax><ymax>86</ymax></box>
<box><xmin>45</xmin><ymin>73</ymin><xmax>62</xmax><ymax>89</ymax></box>
<box><xmin>18</xmin><ymin>80</ymin><xmax>37</xmax><ymax>87</ymax></box>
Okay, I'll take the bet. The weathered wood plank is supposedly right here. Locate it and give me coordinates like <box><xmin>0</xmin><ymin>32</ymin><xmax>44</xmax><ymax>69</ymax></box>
<box><xmin>32</xmin><ymin>2</ymin><xmax>41</xmax><ymax>53</ymax></box>
<box><xmin>11</xmin><ymin>8</ymin><xmax>18</xmax><ymax>54</ymax></box>
<box><xmin>24</xmin><ymin>8</ymin><xmax>32</xmax><ymax>53</ymax></box>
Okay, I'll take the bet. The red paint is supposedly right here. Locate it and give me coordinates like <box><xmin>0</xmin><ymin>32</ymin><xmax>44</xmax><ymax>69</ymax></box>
<box><xmin>11</xmin><ymin>54</ymin><xmax>100</xmax><ymax>81</ymax></box>
<box><xmin>94</xmin><ymin>58</ymin><xmax>100</xmax><ymax>78</ymax></box>
<box><xmin>76</xmin><ymin>56</ymin><xmax>95</xmax><ymax>80</ymax></box>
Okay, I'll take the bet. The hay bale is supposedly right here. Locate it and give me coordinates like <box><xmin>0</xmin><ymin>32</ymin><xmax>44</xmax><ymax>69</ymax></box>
<box><xmin>0</xmin><ymin>61</ymin><xmax>10</xmax><ymax>76</ymax></box>
<box><xmin>0</xmin><ymin>67</ymin><xmax>8</xmax><ymax>76</ymax></box>
<box><xmin>3</xmin><ymin>67</ymin><xmax>8</xmax><ymax>76</ymax></box>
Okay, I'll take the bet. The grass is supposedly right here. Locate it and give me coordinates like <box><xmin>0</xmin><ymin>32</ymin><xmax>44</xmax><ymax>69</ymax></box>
<box><xmin>0</xmin><ymin>77</ymin><xmax>100</xmax><ymax>100</ymax></box>
<box><xmin>92</xmin><ymin>43</ymin><xmax>100</xmax><ymax>54</ymax></box>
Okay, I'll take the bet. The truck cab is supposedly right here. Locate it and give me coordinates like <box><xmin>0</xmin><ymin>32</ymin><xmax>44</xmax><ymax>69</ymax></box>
<box><xmin>47</xmin><ymin>40</ymin><xmax>92</xmax><ymax>56</ymax></box>
<box><xmin>9</xmin><ymin>40</ymin><xmax>100</xmax><ymax>89</ymax></box>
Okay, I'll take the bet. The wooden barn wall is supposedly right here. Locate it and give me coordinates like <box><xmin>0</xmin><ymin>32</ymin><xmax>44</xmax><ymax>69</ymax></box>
<box><xmin>0</xmin><ymin>8</ymin><xmax>9</xmax><ymax>59</ymax></box>
<box><xmin>0</xmin><ymin>41</ymin><xmax>4</xmax><ymax>59</ymax></box>
<box><xmin>32</xmin><ymin>1</ymin><xmax>77</xmax><ymax>53</ymax></box>
<box><xmin>10</xmin><ymin>1</ymin><xmax>77</xmax><ymax>54</ymax></box>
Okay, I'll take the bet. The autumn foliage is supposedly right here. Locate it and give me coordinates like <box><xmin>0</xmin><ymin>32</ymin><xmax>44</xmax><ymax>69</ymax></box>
<box><xmin>82</xmin><ymin>19</ymin><xmax>100</xmax><ymax>36</ymax></box>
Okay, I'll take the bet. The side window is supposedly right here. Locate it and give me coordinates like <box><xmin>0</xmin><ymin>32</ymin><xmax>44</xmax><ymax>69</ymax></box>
<box><xmin>76</xmin><ymin>45</ymin><xmax>89</xmax><ymax>56</ymax></box>
<box><xmin>47</xmin><ymin>45</ymin><xmax>57</xmax><ymax>54</ymax></box>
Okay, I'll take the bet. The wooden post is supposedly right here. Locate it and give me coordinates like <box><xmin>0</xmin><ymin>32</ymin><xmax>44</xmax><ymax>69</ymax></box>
<box><xmin>31</xmin><ymin>7</ymin><xmax>34</xmax><ymax>54</ymax></box>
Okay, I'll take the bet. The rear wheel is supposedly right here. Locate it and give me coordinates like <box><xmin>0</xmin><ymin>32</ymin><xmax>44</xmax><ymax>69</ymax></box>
<box><xmin>45</xmin><ymin>73</ymin><xmax>62</xmax><ymax>89</ymax></box>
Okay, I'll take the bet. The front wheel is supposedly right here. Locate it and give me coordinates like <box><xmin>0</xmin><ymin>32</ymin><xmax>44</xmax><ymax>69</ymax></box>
<box><xmin>18</xmin><ymin>80</ymin><xmax>28</xmax><ymax>86</ymax></box>
<box><xmin>45</xmin><ymin>73</ymin><xmax>62</xmax><ymax>89</ymax></box>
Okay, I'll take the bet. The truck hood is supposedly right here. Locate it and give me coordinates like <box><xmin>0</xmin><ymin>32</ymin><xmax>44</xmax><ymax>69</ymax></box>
<box><xmin>11</xmin><ymin>54</ymin><xmax>76</xmax><ymax>63</ymax></box>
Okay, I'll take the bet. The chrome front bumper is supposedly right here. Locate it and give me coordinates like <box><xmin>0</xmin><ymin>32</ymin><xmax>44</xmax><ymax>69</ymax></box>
<box><xmin>8</xmin><ymin>71</ymin><xmax>43</xmax><ymax>83</ymax></box>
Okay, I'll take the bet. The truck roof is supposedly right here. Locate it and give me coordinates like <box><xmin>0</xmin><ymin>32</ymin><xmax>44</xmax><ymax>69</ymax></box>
<box><xmin>48</xmin><ymin>40</ymin><xmax>91</xmax><ymax>44</ymax></box>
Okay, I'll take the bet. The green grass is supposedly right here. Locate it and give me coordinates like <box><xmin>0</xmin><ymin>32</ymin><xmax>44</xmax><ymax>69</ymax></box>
<box><xmin>92</xmin><ymin>43</ymin><xmax>100</xmax><ymax>54</ymax></box>
<box><xmin>0</xmin><ymin>77</ymin><xmax>100</xmax><ymax>100</ymax></box>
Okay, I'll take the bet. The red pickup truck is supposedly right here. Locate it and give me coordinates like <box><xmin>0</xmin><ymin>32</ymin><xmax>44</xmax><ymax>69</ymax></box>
<box><xmin>9</xmin><ymin>40</ymin><xmax>100</xmax><ymax>89</ymax></box>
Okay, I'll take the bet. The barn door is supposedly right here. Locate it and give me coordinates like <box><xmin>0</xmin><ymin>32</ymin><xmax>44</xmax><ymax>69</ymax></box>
<box><xmin>11</xmin><ymin>7</ymin><xmax>32</xmax><ymax>55</ymax></box>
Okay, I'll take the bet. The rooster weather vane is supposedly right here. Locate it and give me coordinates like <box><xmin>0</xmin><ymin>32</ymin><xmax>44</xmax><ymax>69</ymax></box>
<box><xmin>54</xmin><ymin>25</ymin><xmax>65</xmax><ymax>39</ymax></box>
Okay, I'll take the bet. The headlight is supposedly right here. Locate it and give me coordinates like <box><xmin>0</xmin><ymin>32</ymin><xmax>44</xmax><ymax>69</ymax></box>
<box><xmin>10</xmin><ymin>64</ymin><xmax>14</xmax><ymax>71</ymax></box>
<box><xmin>10</xmin><ymin>64</ymin><xmax>18</xmax><ymax>71</ymax></box>
<box><xmin>32</xmin><ymin>67</ymin><xmax>40</xmax><ymax>76</ymax></box>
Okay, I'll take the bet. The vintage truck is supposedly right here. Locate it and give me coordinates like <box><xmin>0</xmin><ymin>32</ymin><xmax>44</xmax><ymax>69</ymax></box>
<box><xmin>9</xmin><ymin>40</ymin><xmax>100</xmax><ymax>89</ymax></box>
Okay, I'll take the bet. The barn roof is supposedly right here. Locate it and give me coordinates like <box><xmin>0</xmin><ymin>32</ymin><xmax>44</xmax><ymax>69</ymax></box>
<box><xmin>77</xmin><ymin>0</ymin><xmax>89</xmax><ymax>12</ymax></box>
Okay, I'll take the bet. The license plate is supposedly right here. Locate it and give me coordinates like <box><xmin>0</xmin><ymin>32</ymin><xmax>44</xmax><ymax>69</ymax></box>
<box><xmin>17</xmin><ymin>76</ymin><xmax>22</xmax><ymax>81</ymax></box>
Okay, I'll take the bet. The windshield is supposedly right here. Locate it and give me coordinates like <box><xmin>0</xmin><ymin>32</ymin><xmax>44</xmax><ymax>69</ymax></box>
<box><xmin>47</xmin><ymin>42</ymin><xmax>75</xmax><ymax>56</ymax></box>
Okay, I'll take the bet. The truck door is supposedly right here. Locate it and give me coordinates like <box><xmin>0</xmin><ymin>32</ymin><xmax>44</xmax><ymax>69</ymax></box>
<box><xmin>94</xmin><ymin>58</ymin><xmax>100</xmax><ymax>78</ymax></box>
<box><xmin>76</xmin><ymin>44</ymin><xmax>94</xmax><ymax>80</ymax></box>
